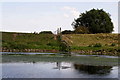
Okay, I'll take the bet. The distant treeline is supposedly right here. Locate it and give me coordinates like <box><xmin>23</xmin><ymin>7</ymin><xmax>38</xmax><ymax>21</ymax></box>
<box><xmin>38</xmin><ymin>31</ymin><xmax>53</xmax><ymax>34</ymax></box>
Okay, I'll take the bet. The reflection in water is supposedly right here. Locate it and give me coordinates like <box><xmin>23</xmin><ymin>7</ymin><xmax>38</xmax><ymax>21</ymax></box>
<box><xmin>74</xmin><ymin>64</ymin><xmax>112</xmax><ymax>75</ymax></box>
<box><xmin>2</xmin><ymin>62</ymin><xmax>118</xmax><ymax>78</ymax></box>
<box><xmin>32</xmin><ymin>61</ymin><xmax>113</xmax><ymax>75</ymax></box>
<box><xmin>53</xmin><ymin>62</ymin><xmax>71</xmax><ymax>70</ymax></box>
<box><xmin>53</xmin><ymin>62</ymin><xmax>61</xmax><ymax>70</ymax></box>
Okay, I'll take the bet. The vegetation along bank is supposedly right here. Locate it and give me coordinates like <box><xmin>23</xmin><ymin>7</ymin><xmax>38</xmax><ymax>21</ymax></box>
<box><xmin>1</xmin><ymin>32</ymin><xmax>119</xmax><ymax>56</ymax></box>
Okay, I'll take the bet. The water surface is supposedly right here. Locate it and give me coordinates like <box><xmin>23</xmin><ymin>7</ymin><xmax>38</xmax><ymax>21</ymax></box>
<box><xmin>2</xmin><ymin>62</ymin><xmax>118</xmax><ymax>78</ymax></box>
<box><xmin>1</xmin><ymin>52</ymin><xmax>118</xmax><ymax>78</ymax></box>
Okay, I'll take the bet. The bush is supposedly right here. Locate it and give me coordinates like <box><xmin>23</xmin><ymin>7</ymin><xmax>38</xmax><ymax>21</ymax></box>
<box><xmin>88</xmin><ymin>43</ymin><xmax>102</xmax><ymax>47</ymax></box>
<box><xmin>2</xmin><ymin>42</ymin><xmax>10</xmax><ymax>48</ymax></box>
<box><xmin>111</xmin><ymin>43</ymin><xmax>116</xmax><ymax>46</ymax></box>
<box><xmin>47</xmin><ymin>42</ymin><xmax>58</xmax><ymax>46</ymax></box>
<box><xmin>40</xmin><ymin>31</ymin><xmax>53</xmax><ymax>34</ymax></box>
<box><xmin>9</xmin><ymin>42</ymin><xmax>30</xmax><ymax>49</ymax></box>
<box><xmin>59</xmin><ymin>41</ymin><xmax>70</xmax><ymax>52</ymax></box>
<box><xmin>62</xmin><ymin>30</ymin><xmax>74</xmax><ymax>34</ymax></box>
<box><xmin>93</xmin><ymin>43</ymin><xmax>102</xmax><ymax>47</ymax></box>
<box><xmin>74</xmin><ymin>26</ymin><xmax>90</xmax><ymax>34</ymax></box>
<box><xmin>88</xmin><ymin>44</ymin><xmax>93</xmax><ymax>47</ymax></box>
<box><xmin>105</xmin><ymin>44</ymin><xmax>108</xmax><ymax>46</ymax></box>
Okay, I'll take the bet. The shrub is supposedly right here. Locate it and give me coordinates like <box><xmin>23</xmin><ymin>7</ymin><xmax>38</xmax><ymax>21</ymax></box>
<box><xmin>105</xmin><ymin>44</ymin><xmax>108</xmax><ymax>46</ymax></box>
<box><xmin>9</xmin><ymin>42</ymin><xmax>30</xmax><ymax>49</ymax></box>
<box><xmin>93</xmin><ymin>43</ymin><xmax>102</xmax><ymax>47</ymax></box>
<box><xmin>2</xmin><ymin>42</ymin><xmax>10</xmax><ymax>48</ymax></box>
<box><xmin>88</xmin><ymin>44</ymin><xmax>93</xmax><ymax>47</ymax></box>
<box><xmin>111</xmin><ymin>43</ymin><xmax>116</xmax><ymax>46</ymax></box>
<box><xmin>47</xmin><ymin>42</ymin><xmax>58</xmax><ymax>46</ymax></box>
<box><xmin>74</xmin><ymin>26</ymin><xmax>90</xmax><ymax>34</ymax></box>
<box><xmin>59</xmin><ymin>41</ymin><xmax>70</xmax><ymax>52</ymax></box>
<box><xmin>40</xmin><ymin>31</ymin><xmax>53</xmax><ymax>34</ymax></box>
<box><xmin>62</xmin><ymin>30</ymin><xmax>74</xmax><ymax>34</ymax></box>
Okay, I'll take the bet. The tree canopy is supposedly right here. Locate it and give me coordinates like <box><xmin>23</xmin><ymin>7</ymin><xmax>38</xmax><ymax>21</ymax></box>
<box><xmin>72</xmin><ymin>9</ymin><xmax>114</xmax><ymax>33</ymax></box>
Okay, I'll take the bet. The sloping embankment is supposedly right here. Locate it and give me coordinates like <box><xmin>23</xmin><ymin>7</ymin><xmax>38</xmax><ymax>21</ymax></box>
<box><xmin>1</xmin><ymin>32</ymin><xmax>119</xmax><ymax>56</ymax></box>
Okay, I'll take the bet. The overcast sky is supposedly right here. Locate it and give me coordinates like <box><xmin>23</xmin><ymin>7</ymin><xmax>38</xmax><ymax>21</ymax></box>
<box><xmin>0</xmin><ymin>0</ymin><xmax>119</xmax><ymax>33</ymax></box>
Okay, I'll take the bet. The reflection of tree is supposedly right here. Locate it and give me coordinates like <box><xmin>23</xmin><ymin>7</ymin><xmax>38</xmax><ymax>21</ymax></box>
<box><xmin>74</xmin><ymin>64</ymin><xmax>112</xmax><ymax>75</ymax></box>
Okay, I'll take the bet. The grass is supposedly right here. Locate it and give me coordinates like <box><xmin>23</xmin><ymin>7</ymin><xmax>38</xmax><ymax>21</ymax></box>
<box><xmin>1</xmin><ymin>32</ymin><xmax>119</xmax><ymax>53</ymax></box>
<box><xmin>2</xmin><ymin>32</ymin><xmax>59</xmax><ymax>50</ymax></box>
<box><xmin>62</xmin><ymin>34</ymin><xmax>119</xmax><ymax>55</ymax></box>
<box><xmin>62</xmin><ymin>34</ymin><xmax>118</xmax><ymax>46</ymax></box>
<box><xmin>71</xmin><ymin>46</ymin><xmax>118</xmax><ymax>50</ymax></box>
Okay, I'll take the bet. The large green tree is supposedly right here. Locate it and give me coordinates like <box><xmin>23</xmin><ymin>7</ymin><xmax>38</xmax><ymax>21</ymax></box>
<box><xmin>72</xmin><ymin>9</ymin><xmax>114</xmax><ymax>33</ymax></box>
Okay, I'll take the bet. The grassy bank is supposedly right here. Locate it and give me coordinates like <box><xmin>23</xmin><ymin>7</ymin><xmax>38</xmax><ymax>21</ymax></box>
<box><xmin>1</xmin><ymin>32</ymin><xmax>119</xmax><ymax>55</ymax></box>
<box><xmin>2</xmin><ymin>32</ymin><xmax>59</xmax><ymax>50</ymax></box>
<box><xmin>62</xmin><ymin>34</ymin><xmax>118</xmax><ymax>47</ymax></box>
<box><xmin>62</xmin><ymin>34</ymin><xmax>119</xmax><ymax>56</ymax></box>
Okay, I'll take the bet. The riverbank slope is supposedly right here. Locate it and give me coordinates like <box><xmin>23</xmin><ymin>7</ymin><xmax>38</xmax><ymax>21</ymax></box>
<box><xmin>1</xmin><ymin>32</ymin><xmax>119</xmax><ymax>56</ymax></box>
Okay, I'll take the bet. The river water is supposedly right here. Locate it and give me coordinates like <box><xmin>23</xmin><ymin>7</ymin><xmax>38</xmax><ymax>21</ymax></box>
<box><xmin>2</xmin><ymin>62</ymin><xmax>118</xmax><ymax>78</ymax></box>
<box><xmin>1</xmin><ymin>52</ymin><xmax>119</xmax><ymax>78</ymax></box>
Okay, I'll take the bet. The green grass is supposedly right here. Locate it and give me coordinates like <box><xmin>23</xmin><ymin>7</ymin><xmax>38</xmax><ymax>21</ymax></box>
<box><xmin>2</xmin><ymin>32</ymin><xmax>59</xmax><ymax>50</ymax></box>
<box><xmin>62</xmin><ymin>34</ymin><xmax>118</xmax><ymax>46</ymax></box>
<box><xmin>62</xmin><ymin>34</ymin><xmax>119</xmax><ymax>53</ymax></box>
<box><xmin>1</xmin><ymin>32</ymin><xmax>119</xmax><ymax>52</ymax></box>
<box><xmin>71</xmin><ymin>46</ymin><xmax>118</xmax><ymax>50</ymax></box>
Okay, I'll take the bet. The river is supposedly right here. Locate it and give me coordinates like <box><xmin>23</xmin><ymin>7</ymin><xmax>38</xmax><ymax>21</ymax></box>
<box><xmin>1</xmin><ymin>52</ymin><xmax>119</xmax><ymax>79</ymax></box>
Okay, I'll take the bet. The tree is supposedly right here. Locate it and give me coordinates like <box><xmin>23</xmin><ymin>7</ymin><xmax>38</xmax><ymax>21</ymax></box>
<box><xmin>72</xmin><ymin>9</ymin><xmax>114</xmax><ymax>33</ymax></box>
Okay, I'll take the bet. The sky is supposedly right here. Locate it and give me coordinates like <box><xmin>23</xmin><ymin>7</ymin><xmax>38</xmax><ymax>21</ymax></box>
<box><xmin>0</xmin><ymin>0</ymin><xmax>119</xmax><ymax>33</ymax></box>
